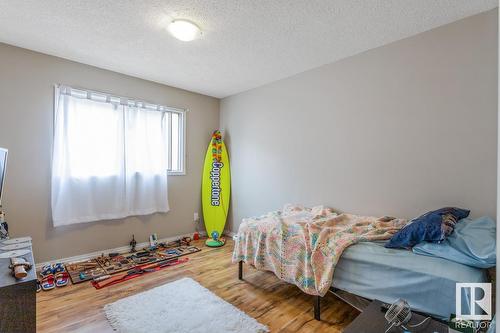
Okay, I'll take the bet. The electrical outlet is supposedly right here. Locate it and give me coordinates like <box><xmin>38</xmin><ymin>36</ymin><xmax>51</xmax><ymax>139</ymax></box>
<box><xmin>194</xmin><ymin>212</ymin><xmax>199</xmax><ymax>221</ymax></box>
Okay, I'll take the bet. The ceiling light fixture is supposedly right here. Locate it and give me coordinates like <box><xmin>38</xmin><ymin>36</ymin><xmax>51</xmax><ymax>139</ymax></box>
<box><xmin>168</xmin><ymin>19</ymin><xmax>201</xmax><ymax>42</ymax></box>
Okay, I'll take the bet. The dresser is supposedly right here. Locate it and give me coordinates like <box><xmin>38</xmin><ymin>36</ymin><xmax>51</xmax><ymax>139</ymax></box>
<box><xmin>0</xmin><ymin>238</ymin><xmax>36</xmax><ymax>333</ymax></box>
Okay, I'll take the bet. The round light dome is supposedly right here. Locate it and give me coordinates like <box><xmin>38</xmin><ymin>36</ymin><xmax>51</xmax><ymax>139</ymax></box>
<box><xmin>168</xmin><ymin>20</ymin><xmax>201</xmax><ymax>42</ymax></box>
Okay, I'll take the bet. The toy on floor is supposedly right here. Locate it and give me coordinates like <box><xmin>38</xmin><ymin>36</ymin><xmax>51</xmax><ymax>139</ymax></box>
<box><xmin>97</xmin><ymin>253</ymin><xmax>136</xmax><ymax>274</ymax></box>
<box><xmin>64</xmin><ymin>239</ymin><xmax>201</xmax><ymax>285</ymax></box>
<box><xmin>91</xmin><ymin>257</ymin><xmax>189</xmax><ymax>289</ymax></box>
<box><xmin>65</xmin><ymin>259</ymin><xmax>106</xmax><ymax>284</ymax></box>
<box><xmin>149</xmin><ymin>233</ymin><xmax>158</xmax><ymax>247</ymax></box>
<box><xmin>130</xmin><ymin>235</ymin><xmax>137</xmax><ymax>252</ymax></box>
<box><xmin>158</xmin><ymin>236</ymin><xmax>192</xmax><ymax>249</ymax></box>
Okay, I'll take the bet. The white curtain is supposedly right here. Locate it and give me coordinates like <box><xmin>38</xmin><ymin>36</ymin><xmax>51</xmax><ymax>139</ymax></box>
<box><xmin>52</xmin><ymin>86</ymin><xmax>169</xmax><ymax>226</ymax></box>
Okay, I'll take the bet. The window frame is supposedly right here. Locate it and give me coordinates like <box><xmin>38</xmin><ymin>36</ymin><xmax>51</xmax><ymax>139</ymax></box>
<box><xmin>167</xmin><ymin>109</ymin><xmax>187</xmax><ymax>176</ymax></box>
<box><xmin>54</xmin><ymin>84</ymin><xmax>187</xmax><ymax>177</ymax></box>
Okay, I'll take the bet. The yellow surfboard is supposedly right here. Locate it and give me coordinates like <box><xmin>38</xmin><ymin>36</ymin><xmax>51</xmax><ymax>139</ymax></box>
<box><xmin>202</xmin><ymin>130</ymin><xmax>230</xmax><ymax>247</ymax></box>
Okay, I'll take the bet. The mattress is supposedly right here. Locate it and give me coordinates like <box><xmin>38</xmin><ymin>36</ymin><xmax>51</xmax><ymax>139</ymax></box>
<box><xmin>332</xmin><ymin>241</ymin><xmax>488</xmax><ymax>320</ymax></box>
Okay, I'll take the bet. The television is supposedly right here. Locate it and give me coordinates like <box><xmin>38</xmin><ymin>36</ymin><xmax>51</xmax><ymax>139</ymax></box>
<box><xmin>0</xmin><ymin>148</ymin><xmax>7</xmax><ymax>207</ymax></box>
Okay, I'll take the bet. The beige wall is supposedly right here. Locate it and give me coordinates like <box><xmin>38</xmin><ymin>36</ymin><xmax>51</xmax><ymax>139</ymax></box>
<box><xmin>221</xmin><ymin>10</ymin><xmax>498</xmax><ymax>232</ymax></box>
<box><xmin>0</xmin><ymin>9</ymin><xmax>497</xmax><ymax>262</ymax></box>
<box><xmin>0</xmin><ymin>43</ymin><xmax>219</xmax><ymax>262</ymax></box>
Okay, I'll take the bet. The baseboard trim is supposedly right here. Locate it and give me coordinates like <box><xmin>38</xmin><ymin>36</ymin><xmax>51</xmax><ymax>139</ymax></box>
<box><xmin>36</xmin><ymin>231</ymin><xmax>208</xmax><ymax>269</ymax></box>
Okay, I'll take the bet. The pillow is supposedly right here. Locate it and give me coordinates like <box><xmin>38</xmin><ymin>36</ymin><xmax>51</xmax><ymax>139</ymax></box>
<box><xmin>412</xmin><ymin>216</ymin><xmax>496</xmax><ymax>268</ymax></box>
<box><xmin>385</xmin><ymin>207</ymin><xmax>470</xmax><ymax>249</ymax></box>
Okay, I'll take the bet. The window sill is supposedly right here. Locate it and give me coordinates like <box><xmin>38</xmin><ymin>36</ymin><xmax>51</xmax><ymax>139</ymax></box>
<box><xmin>168</xmin><ymin>171</ymin><xmax>186</xmax><ymax>176</ymax></box>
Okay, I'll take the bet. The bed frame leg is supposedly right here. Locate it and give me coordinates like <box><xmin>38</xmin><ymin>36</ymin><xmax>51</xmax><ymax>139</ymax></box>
<box><xmin>314</xmin><ymin>295</ymin><xmax>321</xmax><ymax>321</ymax></box>
<box><xmin>238</xmin><ymin>261</ymin><xmax>243</xmax><ymax>280</ymax></box>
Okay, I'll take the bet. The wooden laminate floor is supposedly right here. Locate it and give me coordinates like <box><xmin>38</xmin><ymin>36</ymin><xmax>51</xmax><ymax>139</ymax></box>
<box><xmin>37</xmin><ymin>239</ymin><xmax>359</xmax><ymax>332</ymax></box>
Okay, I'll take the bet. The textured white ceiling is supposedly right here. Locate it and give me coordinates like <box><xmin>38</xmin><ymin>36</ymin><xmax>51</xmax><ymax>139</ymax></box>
<box><xmin>0</xmin><ymin>1</ymin><xmax>497</xmax><ymax>98</ymax></box>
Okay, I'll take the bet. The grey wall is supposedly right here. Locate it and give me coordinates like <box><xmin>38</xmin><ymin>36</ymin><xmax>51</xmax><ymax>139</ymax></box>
<box><xmin>0</xmin><ymin>43</ymin><xmax>219</xmax><ymax>262</ymax></box>
<box><xmin>221</xmin><ymin>10</ymin><xmax>498</xmax><ymax>232</ymax></box>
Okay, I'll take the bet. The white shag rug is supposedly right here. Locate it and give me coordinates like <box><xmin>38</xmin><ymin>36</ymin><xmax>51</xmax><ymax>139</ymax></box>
<box><xmin>104</xmin><ymin>277</ymin><xmax>269</xmax><ymax>333</ymax></box>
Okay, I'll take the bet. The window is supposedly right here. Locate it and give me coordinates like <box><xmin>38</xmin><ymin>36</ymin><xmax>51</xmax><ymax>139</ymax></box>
<box><xmin>51</xmin><ymin>85</ymin><xmax>185</xmax><ymax>226</ymax></box>
<box><xmin>55</xmin><ymin>86</ymin><xmax>185</xmax><ymax>177</ymax></box>
<box><xmin>168</xmin><ymin>111</ymin><xmax>186</xmax><ymax>175</ymax></box>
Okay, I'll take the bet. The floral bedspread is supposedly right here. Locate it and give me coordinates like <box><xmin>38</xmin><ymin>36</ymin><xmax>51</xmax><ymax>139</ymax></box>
<box><xmin>232</xmin><ymin>204</ymin><xmax>407</xmax><ymax>296</ymax></box>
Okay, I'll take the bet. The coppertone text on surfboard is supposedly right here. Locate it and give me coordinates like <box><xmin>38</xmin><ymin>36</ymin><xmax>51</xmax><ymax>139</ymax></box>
<box><xmin>210</xmin><ymin>161</ymin><xmax>223</xmax><ymax>206</ymax></box>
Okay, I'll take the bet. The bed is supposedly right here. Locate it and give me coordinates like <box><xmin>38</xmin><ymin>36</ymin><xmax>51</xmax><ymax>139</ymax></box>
<box><xmin>235</xmin><ymin>205</ymin><xmax>492</xmax><ymax>321</ymax></box>
<box><xmin>238</xmin><ymin>240</ymin><xmax>488</xmax><ymax>321</ymax></box>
